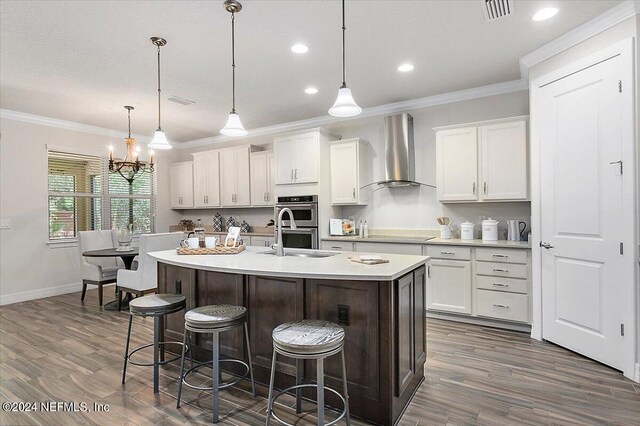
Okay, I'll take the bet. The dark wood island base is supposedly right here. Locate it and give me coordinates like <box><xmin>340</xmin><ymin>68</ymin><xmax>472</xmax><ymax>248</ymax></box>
<box><xmin>158</xmin><ymin>262</ymin><xmax>426</xmax><ymax>425</ymax></box>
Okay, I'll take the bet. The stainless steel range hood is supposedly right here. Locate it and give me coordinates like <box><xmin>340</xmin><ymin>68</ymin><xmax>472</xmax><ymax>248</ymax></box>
<box><xmin>369</xmin><ymin>113</ymin><xmax>434</xmax><ymax>188</ymax></box>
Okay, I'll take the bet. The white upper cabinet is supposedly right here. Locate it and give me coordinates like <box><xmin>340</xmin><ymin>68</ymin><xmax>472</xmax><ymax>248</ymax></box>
<box><xmin>274</xmin><ymin>131</ymin><xmax>319</xmax><ymax>184</ymax></box>
<box><xmin>220</xmin><ymin>146</ymin><xmax>251</xmax><ymax>207</ymax></box>
<box><xmin>250</xmin><ymin>151</ymin><xmax>275</xmax><ymax>206</ymax></box>
<box><xmin>436</xmin><ymin>127</ymin><xmax>478</xmax><ymax>202</ymax></box>
<box><xmin>330</xmin><ymin>138</ymin><xmax>368</xmax><ymax>205</ymax></box>
<box><xmin>192</xmin><ymin>150</ymin><xmax>220</xmax><ymax>208</ymax></box>
<box><xmin>480</xmin><ymin>121</ymin><xmax>528</xmax><ymax>200</ymax></box>
<box><xmin>435</xmin><ymin>117</ymin><xmax>528</xmax><ymax>203</ymax></box>
<box><xmin>169</xmin><ymin>161</ymin><xmax>194</xmax><ymax>209</ymax></box>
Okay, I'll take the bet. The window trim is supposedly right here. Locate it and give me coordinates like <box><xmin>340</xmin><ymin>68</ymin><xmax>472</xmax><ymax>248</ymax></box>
<box><xmin>46</xmin><ymin>146</ymin><xmax>156</xmax><ymax>243</ymax></box>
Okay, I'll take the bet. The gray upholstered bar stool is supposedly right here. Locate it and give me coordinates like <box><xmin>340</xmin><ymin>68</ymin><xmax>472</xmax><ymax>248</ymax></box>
<box><xmin>266</xmin><ymin>320</ymin><xmax>350</xmax><ymax>426</ymax></box>
<box><xmin>176</xmin><ymin>304</ymin><xmax>256</xmax><ymax>423</ymax></box>
<box><xmin>122</xmin><ymin>294</ymin><xmax>188</xmax><ymax>393</ymax></box>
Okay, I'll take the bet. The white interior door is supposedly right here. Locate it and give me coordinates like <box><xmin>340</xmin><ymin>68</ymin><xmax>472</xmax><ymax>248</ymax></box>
<box><xmin>539</xmin><ymin>51</ymin><xmax>632</xmax><ymax>371</ymax></box>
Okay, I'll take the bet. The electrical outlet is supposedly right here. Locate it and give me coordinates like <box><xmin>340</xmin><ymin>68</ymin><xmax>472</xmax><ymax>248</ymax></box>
<box><xmin>338</xmin><ymin>304</ymin><xmax>350</xmax><ymax>326</ymax></box>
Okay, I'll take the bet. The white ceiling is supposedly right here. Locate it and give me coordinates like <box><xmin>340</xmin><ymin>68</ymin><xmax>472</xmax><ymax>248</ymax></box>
<box><xmin>0</xmin><ymin>0</ymin><xmax>620</xmax><ymax>143</ymax></box>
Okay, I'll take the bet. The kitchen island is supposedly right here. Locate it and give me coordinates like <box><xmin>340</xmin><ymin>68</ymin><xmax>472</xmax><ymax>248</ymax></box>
<box><xmin>149</xmin><ymin>247</ymin><xmax>428</xmax><ymax>426</ymax></box>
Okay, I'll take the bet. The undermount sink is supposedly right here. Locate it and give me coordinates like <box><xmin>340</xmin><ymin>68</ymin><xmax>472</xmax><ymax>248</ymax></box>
<box><xmin>260</xmin><ymin>249</ymin><xmax>339</xmax><ymax>258</ymax></box>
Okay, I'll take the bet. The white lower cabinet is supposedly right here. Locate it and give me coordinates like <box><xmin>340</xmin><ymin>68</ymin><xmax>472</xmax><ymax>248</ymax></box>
<box><xmin>426</xmin><ymin>244</ymin><xmax>531</xmax><ymax>325</ymax></box>
<box><xmin>321</xmin><ymin>241</ymin><xmax>355</xmax><ymax>251</ymax></box>
<box><xmin>426</xmin><ymin>259</ymin><xmax>472</xmax><ymax>314</ymax></box>
<box><xmin>250</xmin><ymin>236</ymin><xmax>274</xmax><ymax>248</ymax></box>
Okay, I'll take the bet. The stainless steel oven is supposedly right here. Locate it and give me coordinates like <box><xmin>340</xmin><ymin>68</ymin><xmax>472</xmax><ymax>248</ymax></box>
<box><xmin>274</xmin><ymin>195</ymin><xmax>318</xmax><ymax>228</ymax></box>
<box><xmin>275</xmin><ymin>195</ymin><xmax>319</xmax><ymax>249</ymax></box>
<box><xmin>280</xmin><ymin>228</ymin><xmax>319</xmax><ymax>249</ymax></box>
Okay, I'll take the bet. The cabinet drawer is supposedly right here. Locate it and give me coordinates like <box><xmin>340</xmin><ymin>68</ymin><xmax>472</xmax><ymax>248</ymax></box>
<box><xmin>424</xmin><ymin>245</ymin><xmax>471</xmax><ymax>260</ymax></box>
<box><xmin>476</xmin><ymin>261</ymin><xmax>528</xmax><ymax>279</ymax></box>
<box><xmin>475</xmin><ymin>248</ymin><xmax>527</xmax><ymax>264</ymax></box>
<box><xmin>321</xmin><ymin>241</ymin><xmax>355</xmax><ymax>252</ymax></box>
<box><xmin>475</xmin><ymin>275</ymin><xmax>528</xmax><ymax>294</ymax></box>
<box><xmin>476</xmin><ymin>290</ymin><xmax>529</xmax><ymax>323</ymax></box>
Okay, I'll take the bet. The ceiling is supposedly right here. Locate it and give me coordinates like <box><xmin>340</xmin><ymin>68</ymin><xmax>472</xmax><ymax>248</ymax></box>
<box><xmin>0</xmin><ymin>0</ymin><xmax>620</xmax><ymax>143</ymax></box>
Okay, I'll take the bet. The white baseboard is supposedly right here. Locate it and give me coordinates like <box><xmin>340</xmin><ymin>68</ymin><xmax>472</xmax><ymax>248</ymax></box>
<box><xmin>0</xmin><ymin>282</ymin><xmax>89</xmax><ymax>306</ymax></box>
<box><xmin>426</xmin><ymin>310</ymin><xmax>532</xmax><ymax>333</ymax></box>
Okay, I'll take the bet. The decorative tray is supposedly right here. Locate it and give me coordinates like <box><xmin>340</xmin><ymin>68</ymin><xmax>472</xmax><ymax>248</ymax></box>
<box><xmin>176</xmin><ymin>245</ymin><xmax>246</xmax><ymax>255</ymax></box>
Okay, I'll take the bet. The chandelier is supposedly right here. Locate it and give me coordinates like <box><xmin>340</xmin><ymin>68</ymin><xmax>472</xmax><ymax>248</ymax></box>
<box><xmin>109</xmin><ymin>106</ymin><xmax>154</xmax><ymax>184</ymax></box>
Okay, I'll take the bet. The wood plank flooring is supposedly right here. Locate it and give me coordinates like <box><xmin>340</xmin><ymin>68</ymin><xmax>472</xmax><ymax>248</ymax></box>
<box><xmin>1</xmin><ymin>288</ymin><xmax>638</xmax><ymax>425</ymax></box>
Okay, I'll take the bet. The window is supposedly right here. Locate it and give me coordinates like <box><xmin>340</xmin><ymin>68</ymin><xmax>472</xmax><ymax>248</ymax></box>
<box><xmin>47</xmin><ymin>150</ymin><xmax>155</xmax><ymax>240</ymax></box>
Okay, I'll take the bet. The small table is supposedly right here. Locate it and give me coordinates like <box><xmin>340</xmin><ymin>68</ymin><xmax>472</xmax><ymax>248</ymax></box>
<box><xmin>82</xmin><ymin>247</ymin><xmax>139</xmax><ymax>311</ymax></box>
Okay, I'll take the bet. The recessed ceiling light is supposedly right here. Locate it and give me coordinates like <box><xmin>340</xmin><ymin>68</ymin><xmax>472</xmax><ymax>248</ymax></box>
<box><xmin>397</xmin><ymin>63</ymin><xmax>414</xmax><ymax>72</ymax></box>
<box><xmin>291</xmin><ymin>44</ymin><xmax>309</xmax><ymax>54</ymax></box>
<box><xmin>305</xmin><ymin>87</ymin><xmax>318</xmax><ymax>94</ymax></box>
<box><xmin>532</xmin><ymin>7</ymin><xmax>558</xmax><ymax>21</ymax></box>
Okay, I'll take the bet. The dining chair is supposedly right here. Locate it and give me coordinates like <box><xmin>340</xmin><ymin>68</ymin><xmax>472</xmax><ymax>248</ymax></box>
<box><xmin>116</xmin><ymin>232</ymin><xmax>183</xmax><ymax>310</ymax></box>
<box><xmin>78</xmin><ymin>230</ymin><xmax>123</xmax><ymax>306</ymax></box>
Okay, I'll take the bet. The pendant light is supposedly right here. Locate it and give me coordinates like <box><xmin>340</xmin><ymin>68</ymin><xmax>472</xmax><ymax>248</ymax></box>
<box><xmin>220</xmin><ymin>0</ymin><xmax>248</xmax><ymax>136</ymax></box>
<box><xmin>148</xmin><ymin>37</ymin><xmax>172</xmax><ymax>150</ymax></box>
<box><xmin>329</xmin><ymin>0</ymin><xmax>361</xmax><ymax>117</ymax></box>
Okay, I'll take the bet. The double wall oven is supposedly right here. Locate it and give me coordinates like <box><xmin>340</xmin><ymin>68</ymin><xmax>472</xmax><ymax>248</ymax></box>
<box><xmin>274</xmin><ymin>195</ymin><xmax>318</xmax><ymax>249</ymax></box>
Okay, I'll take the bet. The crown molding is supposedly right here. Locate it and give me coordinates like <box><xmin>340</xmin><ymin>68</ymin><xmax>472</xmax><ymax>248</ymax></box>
<box><xmin>180</xmin><ymin>78</ymin><xmax>528</xmax><ymax>149</ymax></box>
<box><xmin>519</xmin><ymin>0</ymin><xmax>639</xmax><ymax>79</ymax></box>
<box><xmin>0</xmin><ymin>108</ymin><xmax>149</xmax><ymax>142</ymax></box>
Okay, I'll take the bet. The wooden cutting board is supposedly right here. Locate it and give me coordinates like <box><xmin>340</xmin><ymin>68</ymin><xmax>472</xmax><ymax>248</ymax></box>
<box><xmin>349</xmin><ymin>257</ymin><xmax>390</xmax><ymax>265</ymax></box>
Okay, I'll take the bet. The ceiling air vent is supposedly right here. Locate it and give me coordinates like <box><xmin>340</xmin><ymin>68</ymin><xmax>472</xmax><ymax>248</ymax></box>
<box><xmin>482</xmin><ymin>0</ymin><xmax>513</xmax><ymax>22</ymax></box>
<box><xmin>168</xmin><ymin>95</ymin><xmax>195</xmax><ymax>106</ymax></box>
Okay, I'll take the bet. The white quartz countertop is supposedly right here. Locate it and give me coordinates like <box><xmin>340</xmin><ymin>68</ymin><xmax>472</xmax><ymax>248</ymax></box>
<box><xmin>322</xmin><ymin>236</ymin><xmax>531</xmax><ymax>249</ymax></box>
<box><xmin>148</xmin><ymin>246</ymin><xmax>429</xmax><ymax>281</ymax></box>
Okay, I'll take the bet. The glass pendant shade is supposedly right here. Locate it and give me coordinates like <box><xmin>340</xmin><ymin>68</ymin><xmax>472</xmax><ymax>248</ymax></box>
<box><xmin>148</xmin><ymin>130</ymin><xmax>172</xmax><ymax>150</ymax></box>
<box><xmin>328</xmin><ymin>86</ymin><xmax>362</xmax><ymax>117</ymax></box>
<box><xmin>220</xmin><ymin>111</ymin><xmax>248</xmax><ymax>136</ymax></box>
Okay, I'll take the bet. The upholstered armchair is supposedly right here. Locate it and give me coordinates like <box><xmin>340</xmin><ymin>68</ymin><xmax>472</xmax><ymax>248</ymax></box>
<box><xmin>116</xmin><ymin>232</ymin><xmax>183</xmax><ymax>310</ymax></box>
<box><xmin>78</xmin><ymin>230</ymin><xmax>124</xmax><ymax>305</ymax></box>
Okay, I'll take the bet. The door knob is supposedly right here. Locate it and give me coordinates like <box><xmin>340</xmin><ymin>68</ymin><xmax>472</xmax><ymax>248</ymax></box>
<box><xmin>539</xmin><ymin>241</ymin><xmax>554</xmax><ymax>249</ymax></box>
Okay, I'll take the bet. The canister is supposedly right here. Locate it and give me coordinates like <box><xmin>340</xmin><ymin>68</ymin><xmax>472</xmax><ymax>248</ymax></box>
<box><xmin>460</xmin><ymin>222</ymin><xmax>475</xmax><ymax>240</ymax></box>
<box><xmin>482</xmin><ymin>218</ymin><xmax>499</xmax><ymax>241</ymax></box>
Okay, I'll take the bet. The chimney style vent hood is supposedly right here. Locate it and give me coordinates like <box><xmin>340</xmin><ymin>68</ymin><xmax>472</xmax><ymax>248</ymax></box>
<box><xmin>368</xmin><ymin>113</ymin><xmax>435</xmax><ymax>189</ymax></box>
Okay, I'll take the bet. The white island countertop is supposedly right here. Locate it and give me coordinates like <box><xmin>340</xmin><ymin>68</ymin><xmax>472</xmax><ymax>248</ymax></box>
<box><xmin>149</xmin><ymin>246</ymin><xmax>429</xmax><ymax>281</ymax></box>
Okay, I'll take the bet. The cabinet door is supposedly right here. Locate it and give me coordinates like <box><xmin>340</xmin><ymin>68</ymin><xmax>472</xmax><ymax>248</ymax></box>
<box><xmin>250</xmin><ymin>153</ymin><xmax>269</xmax><ymax>206</ymax></box>
<box><xmin>219</xmin><ymin>149</ymin><xmax>237</xmax><ymax>207</ymax></box>
<box><xmin>205</xmin><ymin>151</ymin><xmax>221</xmax><ymax>207</ymax></box>
<box><xmin>274</xmin><ymin>136</ymin><xmax>294</xmax><ymax>184</ymax></box>
<box><xmin>192</xmin><ymin>154</ymin><xmax>208</xmax><ymax>208</ymax></box>
<box><xmin>169</xmin><ymin>164</ymin><xmax>182</xmax><ymax>208</ymax></box>
<box><xmin>480</xmin><ymin>120</ymin><xmax>528</xmax><ymax>200</ymax></box>
<box><xmin>396</xmin><ymin>272</ymin><xmax>414</xmax><ymax>397</ymax></box>
<box><xmin>266</xmin><ymin>152</ymin><xmax>275</xmax><ymax>205</ymax></box>
<box><xmin>330</xmin><ymin>142</ymin><xmax>359</xmax><ymax>204</ymax></box>
<box><xmin>426</xmin><ymin>259</ymin><xmax>472</xmax><ymax>314</ymax></box>
<box><xmin>180</xmin><ymin>162</ymin><xmax>194</xmax><ymax>208</ymax></box>
<box><xmin>234</xmin><ymin>147</ymin><xmax>251</xmax><ymax>206</ymax></box>
<box><xmin>157</xmin><ymin>263</ymin><xmax>195</xmax><ymax>342</ymax></box>
<box><xmin>436</xmin><ymin>127</ymin><xmax>478</xmax><ymax>202</ymax></box>
<box><xmin>293</xmin><ymin>133</ymin><xmax>319</xmax><ymax>183</ymax></box>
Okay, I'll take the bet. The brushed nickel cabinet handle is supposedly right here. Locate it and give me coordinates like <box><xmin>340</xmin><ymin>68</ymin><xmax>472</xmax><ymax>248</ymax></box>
<box><xmin>493</xmin><ymin>268</ymin><xmax>509</xmax><ymax>273</ymax></box>
<box><xmin>492</xmin><ymin>283</ymin><xmax>509</xmax><ymax>287</ymax></box>
<box><xmin>294</xmin><ymin>169</ymin><xmax>298</xmax><ymax>180</ymax></box>
<box><xmin>427</xmin><ymin>265</ymin><xmax>431</xmax><ymax>278</ymax></box>
<box><xmin>492</xmin><ymin>254</ymin><xmax>508</xmax><ymax>258</ymax></box>
<box><xmin>353</xmin><ymin>188</ymin><xmax>356</xmax><ymax>198</ymax></box>
<box><xmin>493</xmin><ymin>304</ymin><xmax>509</xmax><ymax>309</ymax></box>
<box><xmin>440</xmin><ymin>251</ymin><xmax>455</xmax><ymax>255</ymax></box>
<box><xmin>484</xmin><ymin>181</ymin><xmax>487</xmax><ymax>194</ymax></box>
<box><xmin>290</xmin><ymin>169</ymin><xmax>294</xmax><ymax>181</ymax></box>
<box><xmin>473</xmin><ymin>182</ymin><xmax>476</xmax><ymax>195</ymax></box>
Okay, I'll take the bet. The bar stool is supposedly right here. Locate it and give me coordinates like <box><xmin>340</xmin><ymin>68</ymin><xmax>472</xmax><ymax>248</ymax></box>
<box><xmin>122</xmin><ymin>294</ymin><xmax>188</xmax><ymax>393</ymax></box>
<box><xmin>266</xmin><ymin>319</ymin><xmax>350</xmax><ymax>426</ymax></box>
<box><xmin>176</xmin><ymin>304</ymin><xmax>256</xmax><ymax>423</ymax></box>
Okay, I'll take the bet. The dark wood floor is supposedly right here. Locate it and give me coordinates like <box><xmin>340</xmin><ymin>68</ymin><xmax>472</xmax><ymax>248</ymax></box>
<box><xmin>1</xmin><ymin>289</ymin><xmax>638</xmax><ymax>425</ymax></box>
